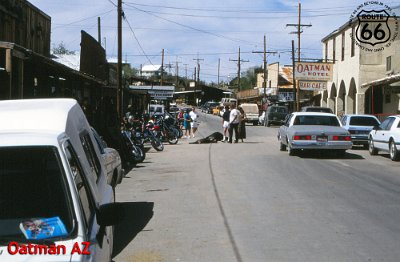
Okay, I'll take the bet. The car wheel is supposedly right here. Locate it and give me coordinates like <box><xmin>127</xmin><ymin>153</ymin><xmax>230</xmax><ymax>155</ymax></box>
<box><xmin>368</xmin><ymin>137</ymin><xmax>378</xmax><ymax>155</ymax></box>
<box><xmin>280</xmin><ymin>141</ymin><xmax>286</xmax><ymax>151</ymax></box>
<box><xmin>288</xmin><ymin>146</ymin><xmax>297</xmax><ymax>156</ymax></box>
<box><xmin>389</xmin><ymin>140</ymin><xmax>400</xmax><ymax>161</ymax></box>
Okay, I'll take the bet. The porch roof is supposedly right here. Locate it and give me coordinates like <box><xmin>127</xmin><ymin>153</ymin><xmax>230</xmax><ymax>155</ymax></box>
<box><xmin>361</xmin><ymin>73</ymin><xmax>400</xmax><ymax>89</ymax></box>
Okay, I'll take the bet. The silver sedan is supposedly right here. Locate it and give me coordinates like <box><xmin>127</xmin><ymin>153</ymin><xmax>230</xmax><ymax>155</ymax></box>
<box><xmin>278</xmin><ymin>112</ymin><xmax>352</xmax><ymax>156</ymax></box>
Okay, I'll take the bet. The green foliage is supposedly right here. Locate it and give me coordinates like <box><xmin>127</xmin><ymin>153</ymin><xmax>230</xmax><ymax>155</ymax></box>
<box><xmin>52</xmin><ymin>42</ymin><xmax>75</xmax><ymax>55</ymax></box>
<box><xmin>122</xmin><ymin>64</ymin><xmax>138</xmax><ymax>79</ymax></box>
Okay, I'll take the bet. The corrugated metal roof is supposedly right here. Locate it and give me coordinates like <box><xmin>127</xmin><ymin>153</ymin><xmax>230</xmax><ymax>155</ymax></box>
<box><xmin>141</xmin><ymin>65</ymin><xmax>162</xmax><ymax>72</ymax></box>
<box><xmin>52</xmin><ymin>53</ymin><xmax>80</xmax><ymax>71</ymax></box>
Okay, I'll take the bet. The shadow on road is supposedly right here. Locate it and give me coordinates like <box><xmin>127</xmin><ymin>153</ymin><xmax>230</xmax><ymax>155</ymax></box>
<box><xmin>295</xmin><ymin>150</ymin><xmax>365</xmax><ymax>160</ymax></box>
<box><xmin>112</xmin><ymin>201</ymin><xmax>154</xmax><ymax>258</ymax></box>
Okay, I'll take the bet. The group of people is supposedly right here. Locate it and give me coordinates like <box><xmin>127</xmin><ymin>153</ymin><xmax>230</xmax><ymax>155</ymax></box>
<box><xmin>177</xmin><ymin>107</ymin><xmax>199</xmax><ymax>139</ymax></box>
<box><xmin>222</xmin><ymin>103</ymin><xmax>246</xmax><ymax>143</ymax></box>
<box><xmin>176</xmin><ymin>103</ymin><xmax>246</xmax><ymax>143</ymax></box>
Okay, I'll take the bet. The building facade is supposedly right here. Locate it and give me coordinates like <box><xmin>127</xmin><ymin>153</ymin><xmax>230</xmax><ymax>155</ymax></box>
<box><xmin>321</xmin><ymin>18</ymin><xmax>400</xmax><ymax>117</ymax></box>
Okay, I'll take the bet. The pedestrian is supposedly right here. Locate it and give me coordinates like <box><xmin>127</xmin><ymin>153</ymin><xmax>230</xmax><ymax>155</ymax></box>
<box><xmin>177</xmin><ymin>109</ymin><xmax>184</xmax><ymax>130</ymax></box>
<box><xmin>189</xmin><ymin>107</ymin><xmax>199</xmax><ymax>138</ymax></box>
<box><xmin>222</xmin><ymin>105</ymin><xmax>230</xmax><ymax>142</ymax></box>
<box><xmin>228</xmin><ymin>103</ymin><xmax>240</xmax><ymax>143</ymax></box>
<box><xmin>238</xmin><ymin>106</ymin><xmax>246</xmax><ymax>142</ymax></box>
<box><xmin>183</xmin><ymin>108</ymin><xmax>192</xmax><ymax>138</ymax></box>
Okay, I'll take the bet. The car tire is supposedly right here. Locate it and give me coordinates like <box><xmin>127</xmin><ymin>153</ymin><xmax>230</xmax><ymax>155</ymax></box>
<box><xmin>368</xmin><ymin>137</ymin><xmax>378</xmax><ymax>155</ymax></box>
<box><xmin>288</xmin><ymin>146</ymin><xmax>297</xmax><ymax>156</ymax></box>
<box><xmin>389</xmin><ymin>140</ymin><xmax>399</xmax><ymax>161</ymax></box>
<box><xmin>280</xmin><ymin>141</ymin><xmax>286</xmax><ymax>151</ymax></box>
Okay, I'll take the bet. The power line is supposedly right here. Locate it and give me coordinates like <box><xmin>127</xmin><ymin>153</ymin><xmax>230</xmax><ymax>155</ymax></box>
<box><xmin>122</xmin><ymin>13</ymin><xmax>154</xmax><ymax>65</ymax></box>
<box><xmin>123</xmin><ymin>2</ymin><xmax>360</xmax><ymax>14</ymax></box>
<box><xmin>124</xmin><ymin>3</ymin><xmax>260</xmax><ymax>46</ymax></box>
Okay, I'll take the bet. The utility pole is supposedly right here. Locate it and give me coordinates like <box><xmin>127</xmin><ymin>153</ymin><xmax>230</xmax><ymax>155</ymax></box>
<box><xmin>160</xmin><ymin>49</ymin><xmax>164</xmax><ymax>86</ymax></box>
<box><xmin>252</xmin><ymin>35</ymin><xmax>277</xmax><ymax>100</ymax></box>
<box><xmin>291</xmin><ymin>40</ymin><xmax>299</xmax><ymax>111</ymax></box>
<box><xmin>175</xmin><ymin>58</ymin><xmax>181</xmax><ymax>90</ymax></box>
<box><xmin>117</xmin><ymin>0</ymin><xmax>122</xmax><ymax>118</ymax></box>
<box><xmin>193</xmin><ymin>55</ymin><xmax>204</xmax><ymax>106</ymax></box>
<box><xmin>183</xmin><ymin>64</ymin><xmax>188</xmax><ymax>79</ymax></box>
<box><xmin>217</xmin><ymin>58</ymin><xmax>220</xmax><ymax>87</ymax></box>
<box><xmin>287</xmin><ymin>2</ymin><xmax>311</xmax><ymax>111</ymax></box>
<box><xmin>97</xmin><ymin>17</ymin><xmax>101</xmax><ymax>43</ymax></box>
<box><xmin>230</xmin><ymin>47</ymin><xmax>249</xmax><ymax>93</ymax></box>
<box><xmin>286</xmin><ymin>3</ymin><xmax>311</xmax><ymax>62</ymax></box>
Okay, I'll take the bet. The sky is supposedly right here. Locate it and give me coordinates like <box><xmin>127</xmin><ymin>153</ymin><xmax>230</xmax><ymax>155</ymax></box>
<box><xmin>29</xmin><ymin>0</ymin><xmax>399</xmax><ymax>84</ymax></box>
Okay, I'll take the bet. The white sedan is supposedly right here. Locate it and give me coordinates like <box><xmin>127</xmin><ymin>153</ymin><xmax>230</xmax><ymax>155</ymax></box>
<box><xmin>368</xmin><ymin>115</ymin><xmax>400</xmax><ymax>161</ymax></box>
<box><xmin>278</xmin><ymin>112</ymin><xmax>352</xmax><ymax>156</ymax></box>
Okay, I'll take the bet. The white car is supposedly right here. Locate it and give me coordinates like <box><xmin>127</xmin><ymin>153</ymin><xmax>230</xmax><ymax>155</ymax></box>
<box><xmin>91</xmin><ymin>127</ymin><xmax>124</xmax><ymax>187</ymax></box>
<box><xmin>368</xmin><ymin>115</ymin><xmax>400</xmax><ymax>161</ymax></box>
<box><xmin>278</xmin><ymin>112</ymin><xmax>352</xmax><ymax>156</ymax></box>
<box><xmin>0</xmin><ymin>99</ymin><xmax>121</xmax><ymax>262</ymax></box>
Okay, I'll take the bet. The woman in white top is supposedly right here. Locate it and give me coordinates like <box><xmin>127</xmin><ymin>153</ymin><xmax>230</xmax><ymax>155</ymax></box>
<box><xmin>189</xmin><ymin>107</ymin><xmax>199</xmax><ymax>138</ymax></box>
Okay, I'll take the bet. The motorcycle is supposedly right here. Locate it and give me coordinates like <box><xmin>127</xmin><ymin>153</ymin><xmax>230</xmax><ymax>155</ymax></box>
<box><xmin>154</xmin><ymin>115</ymin><xmax>179</xmax><ymax>145</ymax></box>
<box><xmin>120</xmin><ymin>129</ymin><xmax>146</xmax><ymax>166</ymax></box>
<box><xmin>129</xmin><ymin>114</ymin><xmax>164</xmax><ymax>152</ymax></box>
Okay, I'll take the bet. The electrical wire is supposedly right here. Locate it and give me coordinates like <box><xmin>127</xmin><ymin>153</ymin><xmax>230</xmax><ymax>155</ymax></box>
<box><xmin>123</xmin><ymin>14</ymin><xmax>154</xmax><ymax>65</ymax></box>
<box><xmin>124</xmin><ymin>3</ymin><xmax>261</xmax><ymax>46</ymax></box>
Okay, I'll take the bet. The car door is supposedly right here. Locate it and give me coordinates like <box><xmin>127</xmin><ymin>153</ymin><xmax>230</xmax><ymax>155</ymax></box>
<box><xmin>279</xmin><ymin>114</ymin><xmax>293</xmax><ymax>144</ymax></box>
<box><xmin>374</xmin><ymin>117</ymin><xmax>395</xmax><ymax>150</ymax></box>
<box><xmin>64</xmin><ymin>142</ymin><xmax>112</xmax><ymax>262</ymax></box>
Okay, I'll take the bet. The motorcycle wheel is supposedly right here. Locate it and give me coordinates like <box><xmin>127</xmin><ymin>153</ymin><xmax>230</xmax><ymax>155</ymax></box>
<box><xmin>134</xmin><ymin>144</ymin><xmax>146</xmax><ymax>163</ymax></box>
<box><xmin>151</xmin><ymin>137</ymin><xmax>164</xmax><ymax>151</ymax></box>
<box><xmin>168</xmin><ymin>134</ymin><xmax>179</xmax><ymax>144</ymax></box>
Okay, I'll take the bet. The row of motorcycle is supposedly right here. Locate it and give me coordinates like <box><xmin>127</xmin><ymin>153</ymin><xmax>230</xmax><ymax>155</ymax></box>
<box><xmin>119</xmin><ymin>113</ymin><xmax>183</xmax><ymax>168</ymax></box>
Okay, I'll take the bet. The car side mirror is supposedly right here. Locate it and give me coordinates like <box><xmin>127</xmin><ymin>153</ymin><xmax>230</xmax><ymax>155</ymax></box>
<box><xmin>372</xmin><ymin>125</ymin><xmax>379</xmax><ymax>130</ymax></box>
<box><xmin>97</xmin><ymin>202</ymin><xmax>124</xmax><ymax>226</ymax></box>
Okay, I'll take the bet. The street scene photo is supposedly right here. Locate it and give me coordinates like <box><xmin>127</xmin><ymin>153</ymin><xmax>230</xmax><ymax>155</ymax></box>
<box><xmin>1</xmin><ymin>0</ymin><xmax>400</xmax><ymax>261</ymax></box>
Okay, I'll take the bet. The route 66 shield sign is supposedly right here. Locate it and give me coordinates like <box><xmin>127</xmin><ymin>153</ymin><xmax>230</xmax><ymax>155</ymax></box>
<box><xmin>356</xmin><ymin>9</ymin><xmax>391</xmax><ymax>46</ymax></box>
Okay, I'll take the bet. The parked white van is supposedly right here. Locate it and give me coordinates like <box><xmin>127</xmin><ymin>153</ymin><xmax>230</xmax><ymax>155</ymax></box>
<box><xmin>0</xmin><ymin>99</ymin><xmax>121</xmax><ymax>262</ymax></box>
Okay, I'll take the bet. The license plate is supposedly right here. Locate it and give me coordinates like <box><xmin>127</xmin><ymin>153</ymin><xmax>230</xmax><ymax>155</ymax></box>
<box><xmin>317</xmin><ymin>136</ymin><xmax>328</xmax><ymax>142</ymax></box>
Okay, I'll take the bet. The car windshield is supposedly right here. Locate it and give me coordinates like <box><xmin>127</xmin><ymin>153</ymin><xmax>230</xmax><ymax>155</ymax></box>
<box><xmin>271</xmin><ymin>107</ymin><xmax>287</xmax><ymax>113</ymax></box>
<box><xmin>293</xmin><ymin>115</ymin><xmax>340</xmax><ymax>126</ymax></box>
<box><xmin>208</xmin><ymin>103</ymin><xmax>219</xmax><ymax>107</ymax></box>
<box><xmin>0</xmin><ymin>146</ymin><xmax>73</xmax><ymax>240</ymax></box>
<box><xmin>305</xmin><ymin>107</ymin><xmax>332</xmax><ymax>113</ymax></box>
<box><xmin>349</xmin><ymin>116</ymin><xmax>379</xmax><ymax>126</ymax></box>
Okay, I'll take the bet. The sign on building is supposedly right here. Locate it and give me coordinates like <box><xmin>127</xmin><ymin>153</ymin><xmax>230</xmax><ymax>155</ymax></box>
<box><xmin>129</xmin><ymin>85</ymin><xmax>174</xmax><ymax>100</ymax></box>
<box><xmin>295</xmin><ymin>62</ymin><xmax>333</xmax><ymax>81</ymax></box>
<box><xmin>299</xmin><ymin>81</ymin><xmax>327</xmax><ymax>91</ymax></box>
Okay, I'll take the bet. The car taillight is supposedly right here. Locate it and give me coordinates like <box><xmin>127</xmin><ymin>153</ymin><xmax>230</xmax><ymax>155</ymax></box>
<box><xmin>293</xmin><ymin>135</ymin><xmax>312</xmax><ymax>140</ymax></box>
<box><xmin>332</xmin><ymin>135</ymin><xmax>351</xmax><ymax>141</ymax></box>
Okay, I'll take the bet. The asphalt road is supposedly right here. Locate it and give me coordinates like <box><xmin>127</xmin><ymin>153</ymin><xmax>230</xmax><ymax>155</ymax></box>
<box><xmin>113</xmin><ymin>111</ymin><xmax>400</xmax><ymax>262</ymax></box>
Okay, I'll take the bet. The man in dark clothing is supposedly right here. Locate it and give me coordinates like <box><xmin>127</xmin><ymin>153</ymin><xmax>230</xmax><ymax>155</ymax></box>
<box><xmin>222</xmin><ymin>105</ymin><xmax>230</xmax><ymax>142</ymax></box>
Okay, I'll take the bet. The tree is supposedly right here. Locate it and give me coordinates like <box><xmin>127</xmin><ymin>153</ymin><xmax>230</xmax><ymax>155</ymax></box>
<box><xmin>122</xmin><ymin>65</ymin><xmax>138</xmax><ymax>79</ymax></box>
<box><xmin>52</xmin><ymin>42</ymin><xmax>75</xmax><ymax>55</ymax></box>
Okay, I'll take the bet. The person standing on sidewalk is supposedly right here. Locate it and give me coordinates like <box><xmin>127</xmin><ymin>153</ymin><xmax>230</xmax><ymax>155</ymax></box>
<box><xmin>183</xmin><ymin>108</ymin><xmax>191</xmax><ymax>138</ymax></box>
<box><xmin>189</xmin><ymin>107</ymin><xmax>199</xmax><ymax>138</ymax></box>
<box><xmin>238</xmin><ymin>106</ymin><xmax>246</xmax><ymax>142</ymax></box>
<box><xmin>222</xmin><ymin>105</ymin><xmax>230</xmax><ymax>142</ymax></box>
<box><xmin>228</xmin><ymin>103</ymin><xmax>240</xmax><ymax>143</ymax></box>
